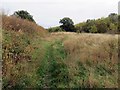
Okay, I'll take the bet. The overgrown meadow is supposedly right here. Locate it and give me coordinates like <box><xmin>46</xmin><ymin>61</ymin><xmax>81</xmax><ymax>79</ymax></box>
<box><xmin>2</xmin><ymin>14</ymin><xmax>119</xmax><ymax>89</ymax></box>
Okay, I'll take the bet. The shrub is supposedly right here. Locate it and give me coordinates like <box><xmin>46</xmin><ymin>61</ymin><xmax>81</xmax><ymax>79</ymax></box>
<box><xmin>48</xmin><ymin>26</ymin><xmax>64</xmax><ymax>32</ymax></box>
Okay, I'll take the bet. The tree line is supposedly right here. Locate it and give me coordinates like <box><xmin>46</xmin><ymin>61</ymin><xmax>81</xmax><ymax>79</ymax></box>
<box><xmin>49</xmin><ymin>13</ymin><xmax>119</xmax><ymax>34</ymax></box>
<box><xmin>10</xmin><ymin>10</ymin><xmax>119</xmax><ymax>34</ymax></box>
<box><xmin>76</xmin><ymin>13</ymin><xmax>118</xmax><ymax>33</ymax></box>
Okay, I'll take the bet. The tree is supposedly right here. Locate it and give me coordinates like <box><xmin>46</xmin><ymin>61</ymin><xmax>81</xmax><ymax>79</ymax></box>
<box><xmin>82</xmin><ymin>19</ymin><xmax>95</xmax><ymax>33</ymax></box>
<box><xmin>109</xmin><ymin>23</ymin><xmax>117</xmax><ymax>31</ymax></box>
<box><xmin>59</xmin><ymin>17</ymin><xmax>76</xmax><ymax>32</ymax></box>
<box><xmin>13</xmin><ymin>10</ymin><xmax>35</xmax><ymax>22</ymax></box>
<box><xmin>89</xmin><ymin>25</ymin><xmax>98</xmax><ymax>33</ymax></box>
<box><xmin>75</xmin><ymin>22</ymin><xmax>86</xmax><ymax>33</ymax></box>
<box><xmin>108</xmin><ymin>13</ymin><xmax>118</xmax><ymax>23</ymax></box>
<box><xmin>96</xmin><ymin>22</ymin><xmax>108</xmax><ymax>33</ymax></box>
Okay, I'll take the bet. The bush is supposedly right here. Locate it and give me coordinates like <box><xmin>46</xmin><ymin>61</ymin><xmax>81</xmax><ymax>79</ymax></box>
<box><xmin>2</xmin><ymin>30</ymin><xmax>32</xmax><ymax>88</ymax></box>
<box><xmin>48</xmin><ymin>26</ymin><xmax>64</xmax><ymax>32</ymax></box>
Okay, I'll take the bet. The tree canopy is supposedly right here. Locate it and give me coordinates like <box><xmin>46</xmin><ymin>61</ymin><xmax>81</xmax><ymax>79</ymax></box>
<box><xmin>13</xmin><ymin>10</ymin><xmax>35</xmax><ymax>22</ymax></box>
<box><xmin>59</xmin><ymin>17</ymin><xmax>76</xmax><ymax>32</ymax></box>
<box><xmin>75</xmin><ymin>13</ymin><xmax>118</xmax><ymax>34</ymax></box>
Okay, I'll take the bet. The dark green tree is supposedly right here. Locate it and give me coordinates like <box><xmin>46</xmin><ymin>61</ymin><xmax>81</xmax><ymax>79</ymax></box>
<box><xmin>96</xmin><ymin>22</ymin><xmax>108</xmax><ymax>33</ymax></box>
<box><xmin>82</xmin><ymin>19</ymin><xmax>95</xmax><ymax>33</ymax></box>
<box><xmin>108</xmin><ymin>13</ymin><xmax>118</xmax><ymax>23</ymax></box>
<box><xmin>13</xmin><ymin>10</ymin><xmax>35</xmax><ymax>22</ymax></box>
<box><xmin>89</xmin><ymin>25</ymin><xmax>98</xmax><ymax>33</ymax></box>
<box><xmin>59</xmin><ymin>17</ymin><xmax>76</xmax><ymax>32</ymax></box>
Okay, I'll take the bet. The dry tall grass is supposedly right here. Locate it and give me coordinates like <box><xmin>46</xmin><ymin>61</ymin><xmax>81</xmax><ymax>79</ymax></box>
<box><xmin>2</xmin><ymin>15</ymin><xmax>47</xmax><ymax>37</ymax></box>
<box><xmin>2</xmin><ymin>15</ymin><xmax>119</xmax><ymax>88</ymax></box>
<box><xmin>48</xmin><ymin>32</ymin><xmax>118</xmax><ymax>88</ymax></box>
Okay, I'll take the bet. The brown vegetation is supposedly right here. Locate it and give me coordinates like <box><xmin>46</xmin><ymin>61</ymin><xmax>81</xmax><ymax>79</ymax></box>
<box><xmin>2</xmin><ymin>15</ymin><xmax>118</xmax><ymax>88</ymax></box>
<box><xmin>2</xmin><ymin>15</ymin><xmax>47</xmax><ymax>37</ymax></box>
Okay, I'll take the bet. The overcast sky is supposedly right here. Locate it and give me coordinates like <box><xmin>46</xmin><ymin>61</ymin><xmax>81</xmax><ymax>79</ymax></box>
<box><xmin>1</xmin><ymin>0</ymin><xmax>119</xmax><ymax>28</ymax></box>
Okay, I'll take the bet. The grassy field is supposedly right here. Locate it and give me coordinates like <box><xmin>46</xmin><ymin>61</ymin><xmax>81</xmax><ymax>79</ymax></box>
<box><xmin>46</xmin><ymin>32</ymin><xmax>118</xmax><ymax>88</ymax></box>
<box><xmin>2</xmin><ymin>15</ymin><xmax>119</xmax><ymax>88</ymax></box>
